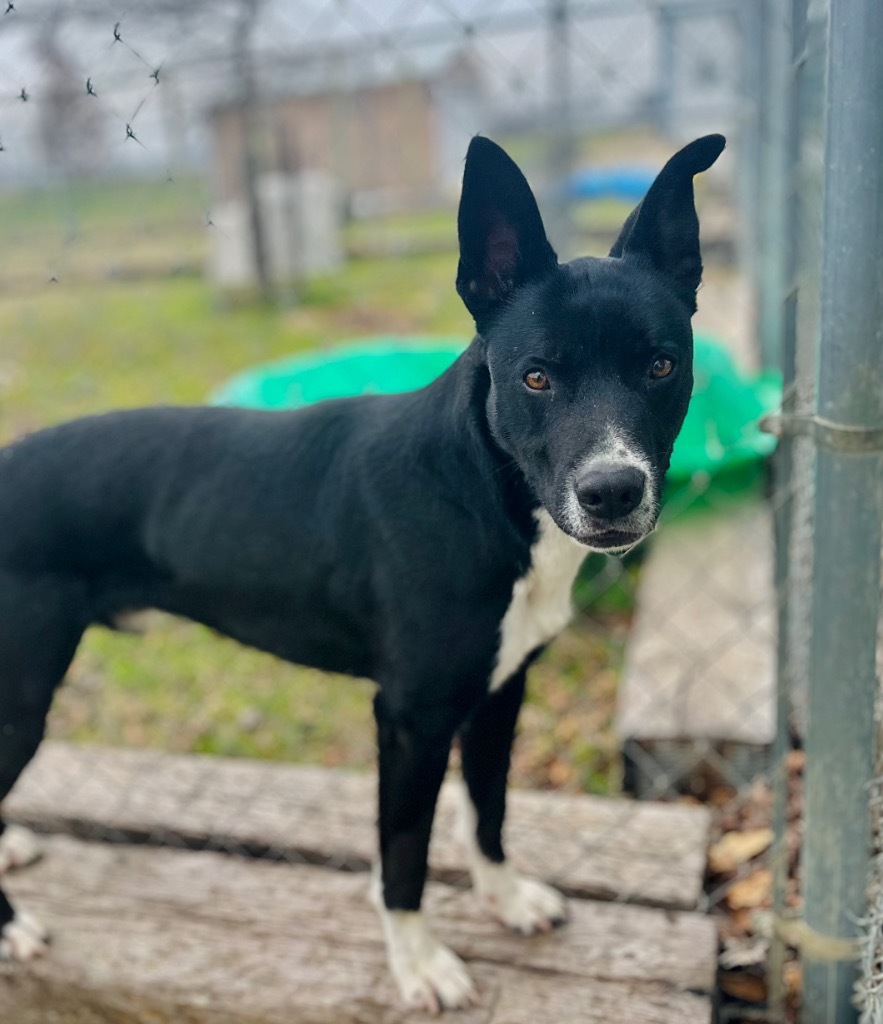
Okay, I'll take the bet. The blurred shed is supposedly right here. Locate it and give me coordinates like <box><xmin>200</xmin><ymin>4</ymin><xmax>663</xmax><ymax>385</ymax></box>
<box><xmin>207</xmin><ymin>51</ymin><xmax>488</xmax><ymax>214</ymax></box>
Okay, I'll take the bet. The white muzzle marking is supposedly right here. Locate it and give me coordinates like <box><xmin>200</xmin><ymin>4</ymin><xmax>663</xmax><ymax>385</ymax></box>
<box><xmin>561</xmin><ymin>426</ymin><xmax>657</xmax><ymax>548</ymax></box>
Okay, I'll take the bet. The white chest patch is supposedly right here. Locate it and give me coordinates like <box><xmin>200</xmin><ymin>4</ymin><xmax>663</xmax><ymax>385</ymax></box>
<box><xmin>489</xmin><ymin>510</ymin><xmax>588</xmax><ymax>691</ymax></box>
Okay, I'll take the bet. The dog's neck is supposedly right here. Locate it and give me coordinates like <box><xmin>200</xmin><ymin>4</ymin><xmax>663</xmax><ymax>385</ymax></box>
<box><xmin>426</xmin><ymin>339</ymin><xmax>540</xmax><ymax>554</ymax></box>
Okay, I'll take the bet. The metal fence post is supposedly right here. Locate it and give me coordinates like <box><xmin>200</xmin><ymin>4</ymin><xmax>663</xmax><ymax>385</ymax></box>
<box><xmin>768</xmin><ymin>0</ymin><xmax>804</xmax><ymax>1012</ymax></box>
<box><xmin>546</xmin><ymin>0</ymin><xmax>574</xmax><ymax>261</ymax></box>
<box><xmin>801</xmin><ymin>0</ymin><xmax>883</xmax><ymax>1019</ymax></box>
<box><xmin>755</xmin><ymin>0</ymin><xmax>791</xmax><ymax>370</ymax></box>
<box><xmin>736</xmin><ymin>0</ymin><xmax>764</xmax><ymax>329</ymax></box>
<box><xmin>234</xmin><ymin>0</ymin><xmax>273</xmax><ymax>302</ymax></box>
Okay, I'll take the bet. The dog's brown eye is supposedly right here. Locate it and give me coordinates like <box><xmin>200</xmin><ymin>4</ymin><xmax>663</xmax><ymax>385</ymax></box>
<box><xmin>524</xmin><ymin>369</ymin><xmax>550</xmax><ymax>391</ymax></box>
<box><xmin>649</xmin><ymin>356</ymin><xmax>675</xmax><ymax>380</ymax></box>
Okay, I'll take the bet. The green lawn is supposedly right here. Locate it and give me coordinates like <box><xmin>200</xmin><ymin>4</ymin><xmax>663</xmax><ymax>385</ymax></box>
<box><xmin>0</xmin><ymin>176</ymin><xmax>210</xmax><ymax>291</ymax></box>
<box><xmin>0</xmin><ymin>179</ymin><xmax>630</xmax><ymax>794</ymax></box>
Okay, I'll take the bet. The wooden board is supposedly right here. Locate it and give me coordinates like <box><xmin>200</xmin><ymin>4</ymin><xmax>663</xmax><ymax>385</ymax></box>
<box><xmin>1</xmin><ymin>834</ymin><xmax>715</xmax><ymax>1024</ymax></box>
<box><xmin>7</xmin><ymin>741</ymin><xmax>710</xmax><ymax>911</ymax></box>
<box><xmin>616</xmin><ymin>498</ymin><xmax>776</xmax><ymax>792</ymax></box>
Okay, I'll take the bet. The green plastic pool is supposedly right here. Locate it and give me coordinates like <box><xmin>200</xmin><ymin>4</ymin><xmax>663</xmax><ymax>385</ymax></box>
<box><xmin>212</xmin><ymin>334</ymin><xmax>780</xmax><ymax>481</ymax></box>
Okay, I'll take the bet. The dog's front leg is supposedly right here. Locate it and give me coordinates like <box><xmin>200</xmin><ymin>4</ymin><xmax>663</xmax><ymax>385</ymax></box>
<box><xmin>458</xmin><ymin>670</ymin><xmax>567</xmax><ymax>934</ymax></box>
<box><xmin>372</xmin><ymin>691</ymin><xmax>476</xmax><ymax>1013</ymax></box>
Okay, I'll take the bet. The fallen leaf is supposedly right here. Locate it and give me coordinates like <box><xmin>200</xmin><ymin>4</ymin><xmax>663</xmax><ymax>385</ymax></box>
<box><xmin>720</xmin><ymin>971</ymin><xmax>767</xmax><ymax>1002</ymax></box>
<box><xmin>709</xmin><ymin>785</ymin><xmax>737</xmax><ymax>807</ymax></box>
<box><xmin>730</xmin><ymin>907</ymin><xmax>755</xmax><ymax>935</ymax></box>
<box><xmin>726</xmin><ymin>869</ymin><xmax>773</xmax><ymax>910</ymax></box>
<box><xmin>784</xmin><ymin>959</ymin><xmax>803</xmax><ymax>998</ymax></box>
<box><xmin>547</xmin><ymin>758</ymin><xmax>574</xmax><ymax>787</ymax></box>
<box><xmin>709</xmin><ymin>828</ymin><xmax>774</xmax><ymax>874</ymax></box>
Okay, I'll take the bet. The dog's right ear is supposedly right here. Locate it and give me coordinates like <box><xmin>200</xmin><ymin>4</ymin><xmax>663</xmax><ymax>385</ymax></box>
<box><xmin>456</xmin><ymin>137</ymin><xmax>558</xmax><ymax>334</ymax></box>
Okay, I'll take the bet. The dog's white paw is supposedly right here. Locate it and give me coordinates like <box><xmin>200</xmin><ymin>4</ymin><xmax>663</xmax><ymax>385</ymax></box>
<box><xmin>474</xmin><ymin>860</ymin><xmax>567</xmax><ymax>935</ymax></box>
<box><xmin>381</xmin><ymin>910</ymin><xmax>476</xmax><ymax>1014</ymax></box>
<box><xmin>0</xmin><ymin>826</ymin><xmax>44</xmax><ymax>876</ymax></box>
<box><xmin>0</xmin><ymin>910</ymin><xmax>49</xmax><ymax>962</ymax></box>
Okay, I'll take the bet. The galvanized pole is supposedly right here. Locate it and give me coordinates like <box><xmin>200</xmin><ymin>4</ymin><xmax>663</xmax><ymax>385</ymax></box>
<box><xmin>755</xmin><ymin>0</ymin><xmax>790</xmax><ymax>370</ymax></box>
<box><xmin>234</xmin><ymin>0</ymin><xmax>273</xmax><ymax>302</ymax></box>
<box><xmin>801</xmin><ymin>0</ymin><xmax>883</xmax><ymax>1020</ymax></box>
<box><xmin>767</xmin><ymin>0</ymin><xmax>802</xmax><ymax>1011</ymax></box>
<box><xmin>546</xmin><ymin>0</ymin><xmax>574</xmax><ymax>260</ymax></box>
<box><xmin>736</xmin><ymin>0</ymin><xmax>764</xmax><ymax>323</ymax></box>
<box><xmin>655</xmin><ymin>6</ymin><xmax>676</xmax><ymax>138</ymax></box>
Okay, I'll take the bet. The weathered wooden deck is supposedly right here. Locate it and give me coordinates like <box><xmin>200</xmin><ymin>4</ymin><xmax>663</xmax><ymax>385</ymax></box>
<box><xmin>1</xmin><ymin>742</ymin><xmax>717</xmax><ymax>1022</ymax></box>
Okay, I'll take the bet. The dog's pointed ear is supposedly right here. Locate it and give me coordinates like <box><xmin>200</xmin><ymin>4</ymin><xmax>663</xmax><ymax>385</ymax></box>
<box><xmin>609</xmin><ymin>134</ymin><xmax>726</xmax><ymax>312</ymax></box>
<box><xmin>456</xmin><ymin>136</ymin><xmax>558</xmax><ymax>333</ymax></box>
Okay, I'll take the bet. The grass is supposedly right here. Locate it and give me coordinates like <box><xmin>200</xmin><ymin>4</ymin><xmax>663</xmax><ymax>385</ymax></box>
<box><xmin>344</xmin><ymin>208</ymin><xmax>456</xmax><ymax>256</ymax></box>
<box><xmin>0</xmin><ymin>256</ymin><xmax>469</xmax><ymax>432</ymax></box>
<box><xmin>0</xmin><ymin>177</ymin><xmax>631</xmax><ymax>794</ymax></box>
<box><xmin>0</xmin><ymin>176</ymin><xmax>211</xmax><ymax>289</ymax></box>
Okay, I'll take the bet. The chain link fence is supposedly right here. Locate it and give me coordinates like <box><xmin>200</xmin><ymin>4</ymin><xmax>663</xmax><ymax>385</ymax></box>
<box><xmin>1</xmin><ymin>1</ymin><xmax>881</xmax><ymax>1022</ymax></box>
<box><xmin>763</xmin><ymin>2</ymin><xmax>883</xmax><ymax>1023</ymax></box>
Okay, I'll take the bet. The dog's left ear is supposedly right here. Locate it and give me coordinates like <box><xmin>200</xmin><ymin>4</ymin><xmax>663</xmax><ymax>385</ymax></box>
<box><xmin>456</xmin><ymin>136</ymin><xmax>558</xmax><ymax>334</ymax></box>
<box><xmin>610</xmin><ymin>134</ymin><xmax>726</xmax><ymax>313</ymax></box>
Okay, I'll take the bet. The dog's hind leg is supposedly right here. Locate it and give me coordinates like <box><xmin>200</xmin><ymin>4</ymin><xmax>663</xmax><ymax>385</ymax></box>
<box><xmin>458</xmin><ymin>669</ymin><xmax>568</xmax><ymax>934</ymax></box>
<box><xmin>0</xmin><ymin>570</ymin><xmax>89</xmax><ymax>961</ymax></box>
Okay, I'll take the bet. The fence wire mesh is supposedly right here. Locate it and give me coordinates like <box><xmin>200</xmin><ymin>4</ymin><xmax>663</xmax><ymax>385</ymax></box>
<box><xmin>1</xmin><ymin>2</ymin><xmax>879</xmax><ymax>1023</ymax></box>
<box><xmin>768</xmin><ymin>2</ymin><xmax>883</xmax><ymax>1024</ymax></box>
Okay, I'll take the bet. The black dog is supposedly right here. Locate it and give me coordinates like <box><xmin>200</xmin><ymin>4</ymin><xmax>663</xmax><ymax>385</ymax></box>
<box><xmin>0</xmin><ymin>133</ymin><xmax>724</xmax><ymax>1010</ymax></box>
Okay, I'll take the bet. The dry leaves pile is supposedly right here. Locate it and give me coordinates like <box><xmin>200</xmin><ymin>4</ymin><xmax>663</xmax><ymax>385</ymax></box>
<box><xmin>707</xmin><ymin>748</ymin><xmax>805</xmax><ymax>1022</ymax></box>
<box><xmin>510</xmin><ymin>617</ymin><xmax>626</xmax><ymax>793</ymax></box>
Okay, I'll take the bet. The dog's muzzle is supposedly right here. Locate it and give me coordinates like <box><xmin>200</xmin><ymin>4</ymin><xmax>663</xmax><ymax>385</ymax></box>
<box><xmin>564</xmin><ymin>459</ymin><xmax>655</xmax><ymax>553</ymax></box>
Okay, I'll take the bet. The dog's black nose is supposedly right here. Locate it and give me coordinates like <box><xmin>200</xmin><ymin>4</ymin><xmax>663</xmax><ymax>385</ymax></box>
<box><xmin>575</xmin><ymin>466</ymin><xmax>646</xmax><ymax>520</ymax></box>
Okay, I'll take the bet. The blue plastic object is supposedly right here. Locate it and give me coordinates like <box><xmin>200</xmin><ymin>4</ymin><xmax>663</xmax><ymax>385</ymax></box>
<box><xmin>562</xmin><ymin>166</ymin><xmax>657</xmax><ymax>202</ymax></box>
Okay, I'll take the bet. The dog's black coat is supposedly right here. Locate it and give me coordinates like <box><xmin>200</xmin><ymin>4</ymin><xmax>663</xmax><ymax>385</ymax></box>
<box><xmin>0</xmin><ymin>134</ymin><xmax>724</xmax><ymax>994</ymax></box>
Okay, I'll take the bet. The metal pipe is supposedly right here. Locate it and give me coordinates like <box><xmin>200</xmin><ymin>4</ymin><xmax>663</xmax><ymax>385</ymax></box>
<box><xmin>736</xmin><ymin>0</ymin><xmax>764</xmax><ymax>320</ymax></box>
<box><xmin>234</xmin><ymin>0</ymin><xmax>273</xmax><ymax>302</ymax></box>
<box><xmin>801</xmin><ymin>0</ymin><xmax>883</xmax><ymax>1019</ymax></box>
<box><xmin>767</xmin><ymin>1</ymin><xmax>805</xmax><ymax>1014</ymax></box>
<box><xmin>756</xmin><ymin>0</ymin><xmax>790</xmax><ymax>369</ymax></box>
<box><xmin>546</xmin><ymin>0</ymin><xmax>575</xmax><ymax>260</ymax></box>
